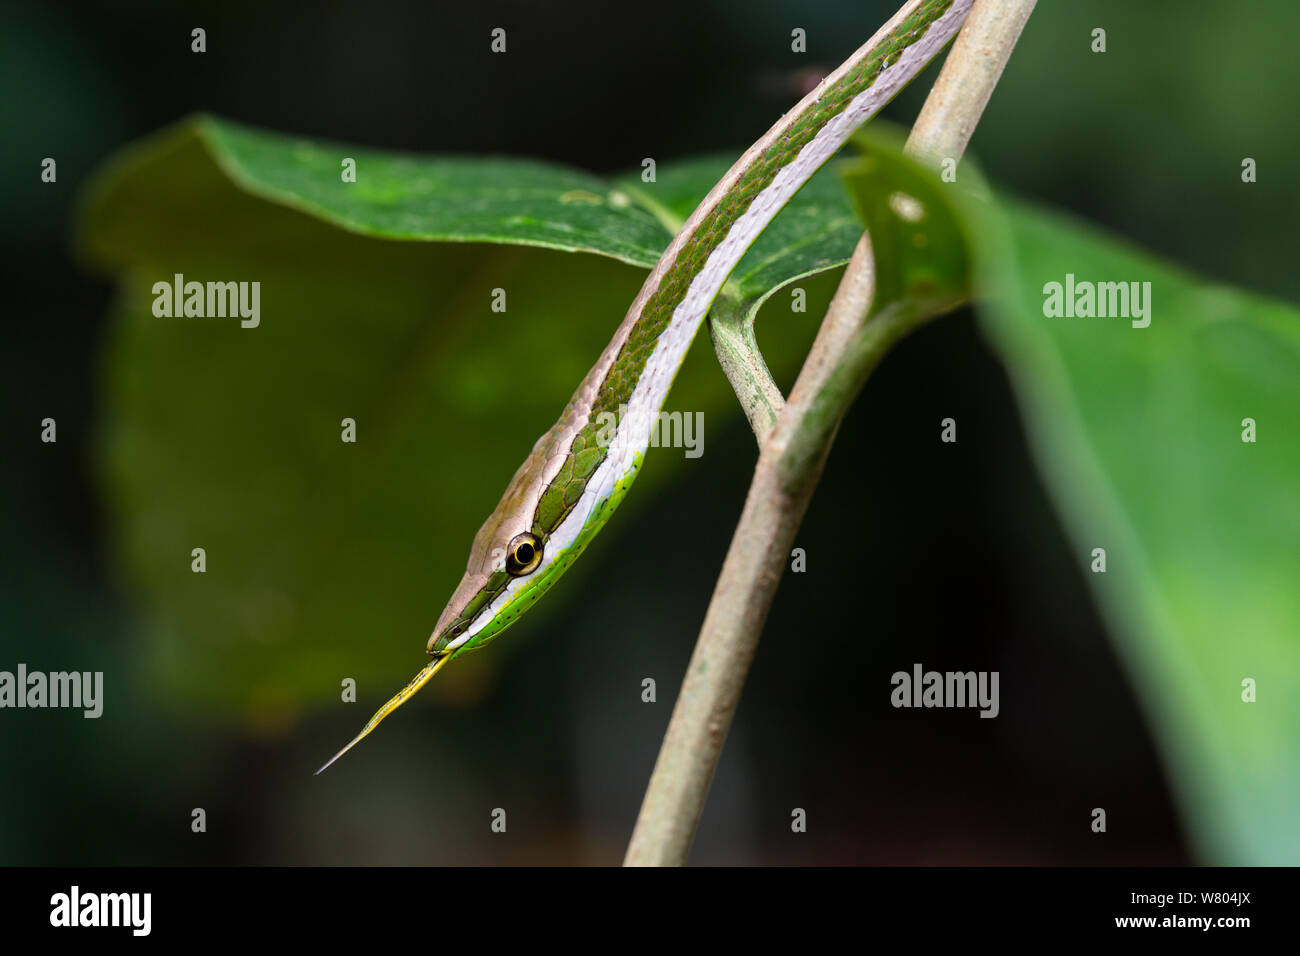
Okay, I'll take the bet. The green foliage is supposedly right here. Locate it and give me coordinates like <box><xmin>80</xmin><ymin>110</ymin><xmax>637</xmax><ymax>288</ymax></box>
<box><xmin>839</xmin><ymin>128</ymin><xmax>977</xmax><ymax>312</ymax></box>
<box><xmin>838</xmin><ymin>132</ymin><xmax>1300</xmax><ymax>863</ymax></box>
<box><xmin>79</xmin><ymin>114</ymin><xmax>1300</xmax><ymax>864</ymax></box>
<box><xmin>978</xmin><ymin>199</ymin><xmax>1300</xmax><ymax>864</ymax></box>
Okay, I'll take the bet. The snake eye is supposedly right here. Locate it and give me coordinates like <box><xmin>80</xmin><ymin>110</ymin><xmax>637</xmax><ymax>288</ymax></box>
<box><xmin>505</xmin><ymin>532</ymin><xmax>543</xmax><ymax>576</ymax></box>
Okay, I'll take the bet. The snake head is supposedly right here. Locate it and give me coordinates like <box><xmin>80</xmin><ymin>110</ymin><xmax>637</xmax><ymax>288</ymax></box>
<box><xmin>426</xmin><ymin>401</ymin><xmax>591</xmax><ymax>657</ymax></box>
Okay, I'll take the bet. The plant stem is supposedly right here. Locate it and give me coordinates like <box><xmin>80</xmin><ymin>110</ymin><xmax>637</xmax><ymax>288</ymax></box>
<box><xmin>623</xmin><ymin>0</ymin><xmax>1038</xmax><ymax>867</ymax></box>
<box><xmin>904</xmin><ymin>0</ymin><xmax>1039</xmax><ymax>163</ymax></box>
<box><xmin>708</xmin><ymin>287</ymin><xmax>785</xmax><ymax>442</ymax></box>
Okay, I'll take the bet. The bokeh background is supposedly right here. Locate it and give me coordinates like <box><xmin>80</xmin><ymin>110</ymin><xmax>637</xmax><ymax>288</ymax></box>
<box><xmin>2</xmin><ymin>0</ymin><xmax>1296</xmax><ymax>864</ymax></box>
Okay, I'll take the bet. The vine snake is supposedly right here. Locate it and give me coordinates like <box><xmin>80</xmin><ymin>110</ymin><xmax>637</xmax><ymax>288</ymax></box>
<box><xmin>317</xmin><ymin>0</ymin><xmax>973</xmax><ymax>774</ymax></box>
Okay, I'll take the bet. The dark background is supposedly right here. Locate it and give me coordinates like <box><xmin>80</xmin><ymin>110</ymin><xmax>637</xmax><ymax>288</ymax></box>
<box><xmin>2</xmin><ymin>0</ymin><xmax>1295</xmax><ymax>864</ymax></box>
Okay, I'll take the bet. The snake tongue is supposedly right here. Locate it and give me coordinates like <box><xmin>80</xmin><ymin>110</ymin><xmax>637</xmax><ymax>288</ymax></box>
<box><xmin>314</xmin><ymin>654</ymin><xmax>451</xmax><ymax>774</ymax></box>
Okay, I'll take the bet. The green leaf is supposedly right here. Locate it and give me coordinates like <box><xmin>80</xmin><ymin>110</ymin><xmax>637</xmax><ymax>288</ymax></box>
<box><xmin>839</xmin><ymin>127</ymin><xmax>977</xmax><ymax>312</ymax></box>
<box><xmin>979</xmin><ymin>198</ymin><xmax>1300</xmax><ymax>864</ymax></box>
<box><xmin>81</xmin><ymin>114</ymin><xmax>670</xmax><ymax>269</ymax></box>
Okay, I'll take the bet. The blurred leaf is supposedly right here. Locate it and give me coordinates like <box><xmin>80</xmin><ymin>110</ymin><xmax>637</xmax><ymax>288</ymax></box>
<box><xmin>835</xmin><ymin>132</ymin><xmax>1300</xmax><ymax>862</ymax></box>
<box><xmin>979</xmin><ymin>199</ymin><xmax>1300</xmax><ymax>864</ymax></box>
<box><xmin>90</xmin><ymin>225</ymin><xmax>660</xmax><ymax>722</ymax></box>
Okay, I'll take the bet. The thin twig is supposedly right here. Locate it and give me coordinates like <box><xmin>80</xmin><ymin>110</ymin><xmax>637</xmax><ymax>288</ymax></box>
<box><xmin>707</xmin><ymin>287</ymin><xmax>786</xmax><ymax>442</ymax></box>
<box><xmin>624</xmin><ymin>0</ymin><xmax>1038</xmax><ymax>867</ymax></box>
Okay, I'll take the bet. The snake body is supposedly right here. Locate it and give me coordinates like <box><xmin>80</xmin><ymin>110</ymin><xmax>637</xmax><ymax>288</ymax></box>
<box><xmin>318</xmin><ymin>0</ymin><xmax>973</xmax><ymax>773</ymax></box>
